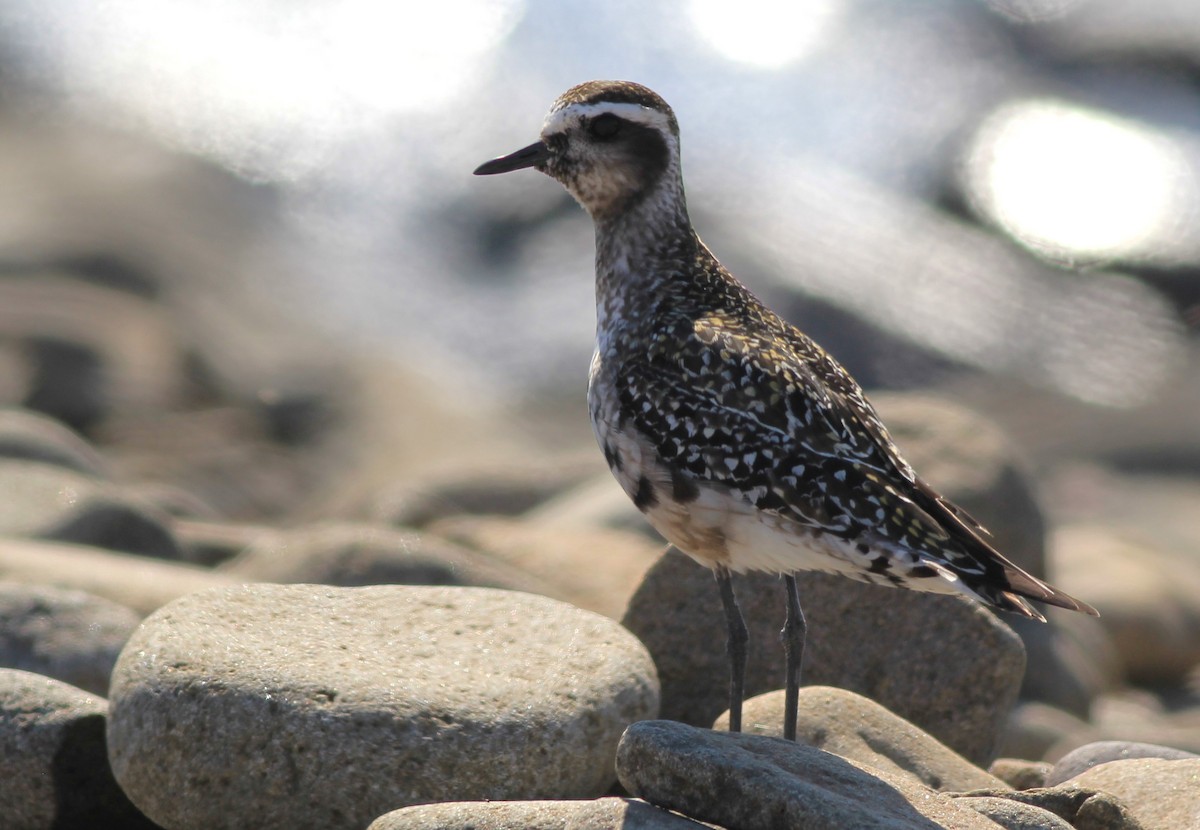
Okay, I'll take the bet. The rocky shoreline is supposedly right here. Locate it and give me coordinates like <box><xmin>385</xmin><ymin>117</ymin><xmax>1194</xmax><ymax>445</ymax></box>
<box><xmin>0</xmin><ymin>273</ymin><xmax>1198</xmax><ymax>829</ymax></box>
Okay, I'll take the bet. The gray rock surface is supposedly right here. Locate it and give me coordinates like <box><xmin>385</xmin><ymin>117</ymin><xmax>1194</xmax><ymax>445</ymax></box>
<box><xmin>712</xmin><ymin>686</ymin><xmax>1006</xmax><ymax>792</ymax></box>
<box><xmin>523</xmin><ymin>473</ymin><xmax>657</xmax><ymax>540</ymax></box>
<box><xmin>433</xmin><ymin>515</ymin><xmax>660</xmax><ymax>618</ymax></box>
<box><xmin>171</xmin><ymin>516</ymin><xmax>273</xmax><ymax>566</ymax></box>
<box><xmin>108</xmin><ymin>584</ymin><xmax>659</xmax><ymax>830</ymax></box>
<box><xmin>1006</xmin><ymin>610</ymin><xmax>1119</xmax><ymax>718</ymax></box>
<box><xmin>0</xmin><ymin>668</ymin><xmax>154</xmax><ymax>829</ymax></box>
<box><xmin>1046</xmin><ymin>740</ymin><xmax>1199</xmax><ymax>786</ymax></box>
<box><xmin>1053</xmin><ymin>523</ymin><xmax>1200</xmax><ymax>685</ymax></box>
<box><xmin>0</xmin><ymin>460</ymin><xmax>182</xmax><ymax>559</ymax></box>
<box><xmin>617</xmin><ymin>720</ymin><xmax>1004</xmax><ymax>829</ymax></box>
<box><xmin>955</xmin><ymin>796</ymin><xmax>1074</xmax><ymax>830</ymax></box>
<box><xmin>952</xmin><ymin>787</ymin><xmax>1144</xmax><ymax>830</ymax></box>
<box><xmin>219</xmin><ymin>521</ymin><xmax>534</xmax><ymax>592</ymax></box>
<box><xmin>0</xmin><ymin>274</ymin><xmax>188</xmax><ymax>432</ymax></box>
<box><xmin>1068</xmin><ymin>758</ymin><xmax>1200</xmax><ymax>830</ymax></box>
<box><xmin>0</xmin><ymin>582</ymin><xmax>140</xmax><ymax>695</ymax></box>
<box><xmin>0</xmin><ymin>407</ymin><xmax>107</xmax><ymax>475</ymax></box>
<box><xmin>623</xmin><ymin>548</ymin><xmax>1025</xmax><ymax>763</ymax></box>
<box><xmin>0</xmin><ymin>537</ymin><xmax>237</xmax><ymax>616</ymax></box>
<box><xmin>987</xmin><ymin>758</ymin><xmax>1052</xmax><ymax>790</ymax></box>
<box><xmin>368</xmin><ymin>798</ymin><xmax>709</xmax><ymax>830</ymax></box>
<box><xmin>373</xmin><ymin>452</ymin><xmax>603</xmax><ymax>527</ymax></box>
<box><xmin>997</xmin><ymin>701</ymin><xmax>1095</xmax><ymax>763</ymax></box>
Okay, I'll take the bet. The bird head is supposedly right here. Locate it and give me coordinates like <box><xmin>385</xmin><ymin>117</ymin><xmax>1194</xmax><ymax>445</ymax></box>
<box><xmin>474</xmin><ymin>80</ymin><xmax>683</xmax><ymax>222</ymax></box>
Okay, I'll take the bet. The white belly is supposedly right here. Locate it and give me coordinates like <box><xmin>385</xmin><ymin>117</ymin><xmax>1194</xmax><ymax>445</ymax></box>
<box><xmin>586</xmin><ymin>349</ymin><xmax>965</xmax><ymax>597</ymax></box>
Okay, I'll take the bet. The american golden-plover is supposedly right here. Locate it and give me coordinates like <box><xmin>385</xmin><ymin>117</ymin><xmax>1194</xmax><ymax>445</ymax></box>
<box><xmin>475</xmin><ymin>80</ymin><xmax>1098</xmax><ymax>740</ymax></box>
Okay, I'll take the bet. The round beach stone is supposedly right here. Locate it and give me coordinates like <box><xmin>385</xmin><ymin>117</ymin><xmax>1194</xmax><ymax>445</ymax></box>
<box><xmin>988</xmin><ymin>758</ymin><xmax>1052</xmax><ymax>790</ymax></box>
<box><xmin>107</xmin><ymin>584</ymin><xmax>660</xmax><ymax>830</ymax></box>
<box><xmin>432</xmin><ymin>515</ymin><xmax>660</xmax><ymax>619</ymax></box>
<box><xmin>0</xmin><ymin>407</ymin><xmax>108</xmax><ymax>476</ymax></box>
<box><xmin>373</xmin><ymin>452</ymin><xmax>602</xmax><ymax>528</ymax></box>
<box><xmin>616</xmin><ymin>720</ymin><xmax>1003</xmax><ymax>830</ymax></box>
<box><xmin>218</xmin><ymin>521</ymin><xmax>532</xmax><ymax>592</ymax></box>
<box><xmin>1067</xmin><ymin>757</ymin><xmax>1200</xmax><ymax>829</ymax></box>
<box><xmin>0</xmin><ymin>537</ymin><xmax>236</xmax><ymax>617</ymax></box>
<box><xmin>954</xmin><ymin>796</ymin><xmax>1074</xmax><ymax>830</ymax></box>
<box><xmin>713</xmin><ymin>686</ymin><xmax>1006</xmax><ymax>792</ymax></box>
<box><xmin>1046</xmin><ymin>740</ymin><xmax>1199</xmax><ymax>787</ymax></box>
<box><xmin>1053</xmin><ymin>523</ymin><xmax>1200</xmax><ymax>685</ymax></box>
<box><xmin>0</xmin><ymin>460</ymin><xmax>182</xmax><ymax>559</ymax></box>
<box><xmin>0</xmin><ymin>669</ymin><xmax>153</xmax><ymax>829</ymax></box>
<box><xmin>624</xmin><ymin>548</ymin><xmax>1025</xmax><ymax>764</ymax></box>
<box><xmin>368</xmin><ymin>797</ymin><xmax>710</xmax><ymax>830</ymax></box>
<box><xmin>0</xmin><ymin>582</ymin><xmax>140</xmax><ymax>695</ymax></box>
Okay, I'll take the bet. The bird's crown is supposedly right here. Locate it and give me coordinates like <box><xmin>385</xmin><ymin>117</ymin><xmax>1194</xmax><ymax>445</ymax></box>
<box><xmin>544</xmin><ymin>80</ymin><xmax>680</xmax><ymax>139</ymax></box>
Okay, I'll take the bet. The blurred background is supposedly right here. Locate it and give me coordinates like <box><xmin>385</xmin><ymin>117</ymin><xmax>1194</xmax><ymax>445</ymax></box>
<box><xmin>0</xmin><ymin>0</ymin><xmax>1199</xmax><ymax>755</ymax></box>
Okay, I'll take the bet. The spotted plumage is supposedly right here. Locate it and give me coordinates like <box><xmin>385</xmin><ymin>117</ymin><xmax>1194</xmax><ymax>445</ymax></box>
<box><xmin>475</xmin><ymin>80</ymin><xmax>1098</xmax><ymax>739</ymax></box>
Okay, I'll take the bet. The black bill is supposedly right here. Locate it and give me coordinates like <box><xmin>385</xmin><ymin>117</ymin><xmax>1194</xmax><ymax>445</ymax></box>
<box><xmin>473</xmin><ymin>141</ymin><xmax>551</xmax><ymax>175</ymax></box>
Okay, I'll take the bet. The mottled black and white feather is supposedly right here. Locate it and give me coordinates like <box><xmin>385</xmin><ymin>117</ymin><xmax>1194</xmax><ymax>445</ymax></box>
<box><xmin>480</xmin><ymin>79</ymin><xmax>1098</xmax><ymax>622</ymax></box>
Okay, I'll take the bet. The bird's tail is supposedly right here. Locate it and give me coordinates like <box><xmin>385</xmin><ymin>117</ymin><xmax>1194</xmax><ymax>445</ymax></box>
<box><xmin>912</xmin><ymin>477</ymin><xmax>1098</xmax><ymax>621</ymax></box>
<box><xmin>985</xmin><ymin>561</ymin><xmax>1099</xmax><ymax>622</ymax></box>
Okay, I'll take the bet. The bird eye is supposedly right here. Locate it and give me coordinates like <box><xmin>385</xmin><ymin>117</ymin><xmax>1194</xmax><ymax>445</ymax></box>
<box><xmin>589</xmin><ymin>113</ymin><xmax>622</xmax><ymax>139</ymax></box>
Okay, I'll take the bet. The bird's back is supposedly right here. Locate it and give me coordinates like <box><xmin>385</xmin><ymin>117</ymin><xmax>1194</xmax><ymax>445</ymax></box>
<box><xmin>590</xmin><ymin>235</ymin><xmax>1097</xmax><ymax>620</ymax></box>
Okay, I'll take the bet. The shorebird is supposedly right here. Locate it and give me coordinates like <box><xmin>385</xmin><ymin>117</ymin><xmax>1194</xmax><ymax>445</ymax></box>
<box><xmin>474</xmin><ymin>80</ymin><xmax>1098</xmax><ymax>741</ymax></box>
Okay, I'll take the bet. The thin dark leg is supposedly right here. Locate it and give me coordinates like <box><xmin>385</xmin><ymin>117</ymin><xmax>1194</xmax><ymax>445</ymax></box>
<box><xmin>781</xmin><ymin>574</ymin><xmax>806</xmax><ymax>742</ymax></box>
<box><xmin>714</xmin><ymin>566</ymin><xmax>748</xmax><ymax>733</ymax></box>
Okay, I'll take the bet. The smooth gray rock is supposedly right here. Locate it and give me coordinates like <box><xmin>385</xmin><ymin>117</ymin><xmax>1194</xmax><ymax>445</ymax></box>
<box><xmin>0</xmin><ymin>460</ymin><xmax>182</xmax><ymax>559</ymax></box>
<box><xmin>1069</xmin><ymin>758</ymin><xmax>1200</xmax><ymax>830</ymax></box>
<box><xmin>0</xmin><ymin>407</ymin><xmax>107</xmax><ymax>476</ymax></box>
<box><xmin>108</xmin><ymin>584</ymin><xmax>660</xmax><ymax>830</ymax></box>
<box><xmin>955</xmin><ymin>796</ymin><xmax>1074</xmax><ymax>830</ymax></box>
<box><xmin>0</xmin><ymin>669</ymin><xmax>154</xmax><ymax>829</ymax></box>
<box><xmin>218</xmin><ymin>521</ymin><xmax>533</xmax><ymax>593</ymax></box>
<box><xmin>0</xmin><ymin>537</ymin><xmax>237</xmax><ymax>617</ymax></box>
<box><xmin>0</xmin><ymin>582</ymin><xmax>140</xmax><ymax>695</ymax></box>
<box><xmin>952</xmin><ymin>787</ymin><xmax>1144</xmax><ymax>830</ymax></box>
<box><xmin>367</xmin><ymin>798</ymin><xmax>709</xmax><ymax>830</ymax></box>
<box><xmin>997</xmin><ymin>701</ymin><xmax>1095</xmax><ymax>763</ymax></box>
<box><xmin>1046</xmin><ymin>740</ymin><xmax>1199</xmax><ymax>786</ymax></box>
<box><xmin>623</xmin><ymin>548</ymin><xmax>1025</xmax><ymax>763</ymax></box>
<box><xmin>987</xmin><ymin>758</ymin><xmax>1052</xmax><ymax>790</ymax></box>
<box><xmin>0</xmin><ymin>275</ymin><xmax>188</xmax><ymax>432</ymax></box>
<box><xmin>170</xmin><ymin>516</ymin><xmax>272</xmax><ymax>566</ymax></box>
<box><xmin>1054</xmin><ymin>523</ymin><xmax>1200</xmax><ymax>685</ymax></box>
<box><xmin>433</xmin><ymin>515</ymin><xmax>660</xmax><ymax>619</ymax></box>
<box><xmin>373</xmin><ymin>452</ymin><xmax>603</xmax><ymax>528</ymax></box>
<box><xmin>1006</xmin><ymin>611</ymin><xmax>1120</xmax><ymax>718</ymax></box>
<box><xmin>523</xmin><ymin>473</ymin><xmax>658</xmax><ymax>540</ymax></box>
<box><xmin>712</xmin><ymin>686</ymin><xmax>1006</xmax><ymax>792</ymax></box>
<box><xmin>617</xmin><ymin>720</ymin><xmax>1004</xmax><ymax>829</ymax></box>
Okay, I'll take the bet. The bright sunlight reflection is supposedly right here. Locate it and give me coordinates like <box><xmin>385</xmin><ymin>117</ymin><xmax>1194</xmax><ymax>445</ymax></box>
<box><xmin>689</xmin><ymin>0</ymin><xmax>842</xmax><ymax>69</ymax></box>
<box><xmin>965</xmin><ymin>100</ymin><xmax>1193</xmax><ymax>262</ymax></box>
<box><xmin>18</xmin><ymin>0</ymin><xmax>524</xmax><ymax>181</ymax></box>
